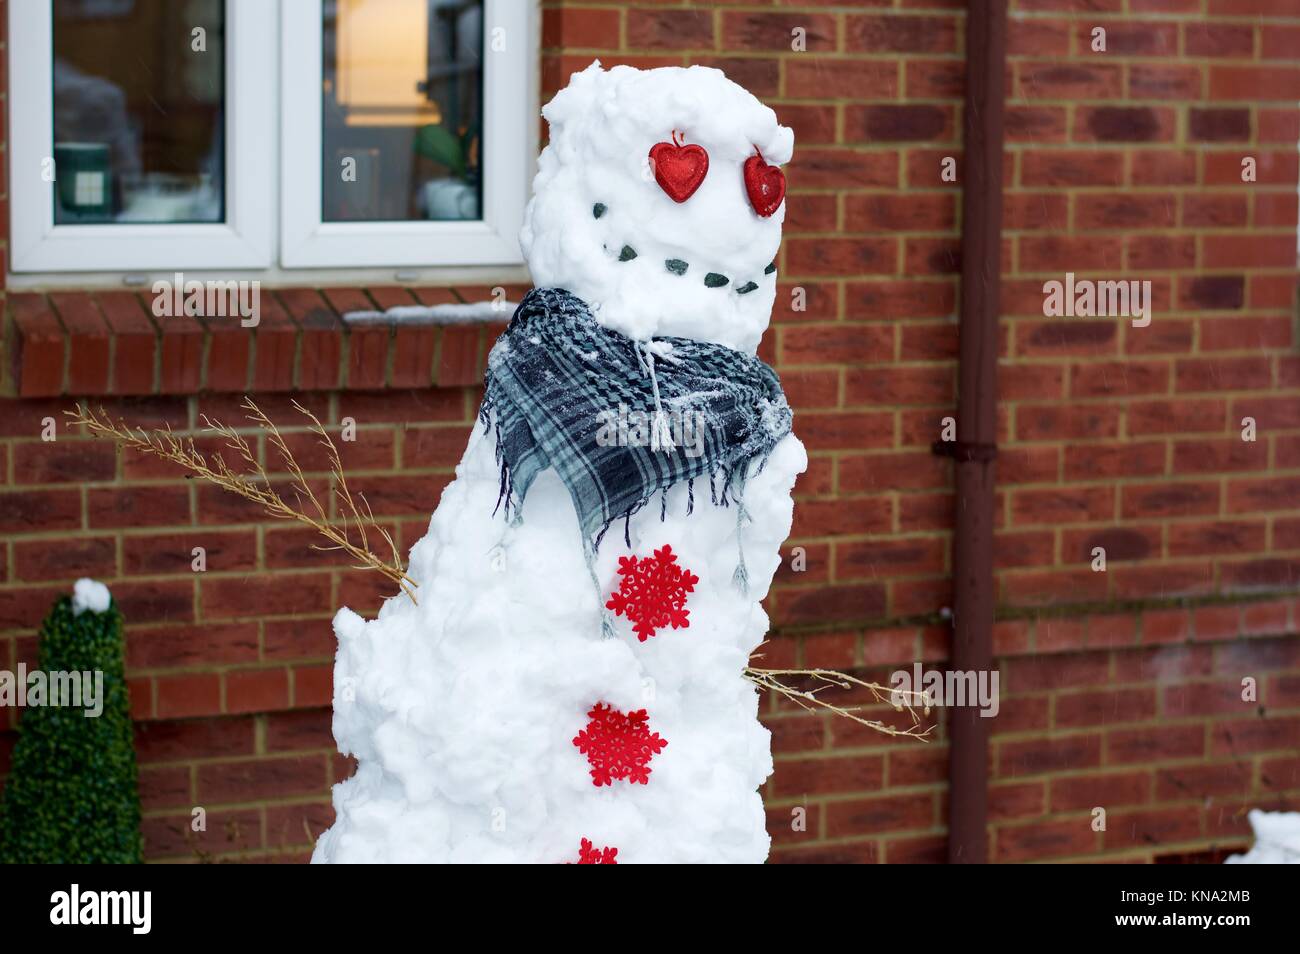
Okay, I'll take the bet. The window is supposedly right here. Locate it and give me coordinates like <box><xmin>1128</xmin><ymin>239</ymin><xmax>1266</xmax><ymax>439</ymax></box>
<box><xmin>323</xmin><ymin>0</ymin><xmax>482</xmax><ymax>223</ymax></box>
<box><xmin>53</xmin><ymin>0</ymin><xmax>226</xmax><ymax>226</ymax></box>
<box><xmin>7</xmin><ymin>0</ymin><xmax>534</xmax><ymax>276</ymax></box>
<box><xmin>9</xmin><ymin>0</ymin><xmax>274</xmax><ymax>272</ymax></box>
<box><xmin>281</xmin><ymin>0</ymin><xmax>529</xmax><ymax>267</ymax></box>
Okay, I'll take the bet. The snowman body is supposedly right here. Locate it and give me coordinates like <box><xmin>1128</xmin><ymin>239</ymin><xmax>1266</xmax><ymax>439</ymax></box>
<box><xmin>313</xmin><ymin>63</ymin><xmax>804</xmax><ymax>864</ymax></box>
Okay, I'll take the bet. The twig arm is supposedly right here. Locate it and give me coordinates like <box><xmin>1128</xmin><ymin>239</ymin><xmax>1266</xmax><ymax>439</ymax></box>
<box><xmin>65</xmin><ymin>401</ymin><xmax>418</xmax><ymax>602</ymax></box>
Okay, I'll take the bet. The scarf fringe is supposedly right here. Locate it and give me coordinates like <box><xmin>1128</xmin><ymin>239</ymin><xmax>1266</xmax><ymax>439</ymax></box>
<box><xmin>732</xmin><ymin>559</ymin><xmax>749</xmax><ymax>595</ymax></box>
<box><xmin>491</xmin><ymin>400</ymin><xmax>764</xmax><ymax>599</ymax></box>
<box><xmin>636</xmin><ymin>341</ymin><xmax>676</xmax><ymax>454</ymax></box>
<box><xmin>733</xmin><ymin>499</ymin><xmax>751</xmax><ymax>595</ymax></box>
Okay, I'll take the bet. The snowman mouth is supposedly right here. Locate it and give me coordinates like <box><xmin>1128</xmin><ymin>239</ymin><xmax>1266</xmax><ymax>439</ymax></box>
<box><xmin>611</xmin><ymin>242</ymin><xmax>775</xmax><ymax>294</ymax></box>
<box><xmin>595</xmin><ymin>203</ymin><xmax>775</xmax><ymax>293</ymax></box>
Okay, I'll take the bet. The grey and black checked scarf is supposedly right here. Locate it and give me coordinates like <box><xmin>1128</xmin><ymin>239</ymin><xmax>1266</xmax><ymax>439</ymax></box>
<box><xmin>479</xmin><ymin>287</ymin><xmax>792</xmax><ymax>585</ymax></box>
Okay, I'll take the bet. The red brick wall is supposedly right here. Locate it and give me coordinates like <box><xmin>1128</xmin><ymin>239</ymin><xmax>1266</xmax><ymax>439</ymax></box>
<box><xmin>2</xmin><ymin>0</ymin><xmax>1299</xmax><ymax>863</ymax></box>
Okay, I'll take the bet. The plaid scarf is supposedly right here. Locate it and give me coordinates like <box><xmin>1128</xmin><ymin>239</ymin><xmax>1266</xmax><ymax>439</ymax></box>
<box><xmin>479</xmin><ymin>288</ymin><xmax>792</xmax><ymax>572</ymax></box>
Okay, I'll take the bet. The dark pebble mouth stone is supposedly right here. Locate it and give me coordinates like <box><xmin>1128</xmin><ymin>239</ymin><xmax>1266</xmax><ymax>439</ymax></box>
<box><xmin>736</xmin><ymin>282</ymin><xmax>759</xmax><ymax>295</ymax></box>
<box><xmin>665</xmin><ymin>259</ymin><xmax>689</xmax><ymax>275</ymax></box>
<box><xmin>704</xmin><ymin>272</ymin><xmax>729</xmax><ymax>288</ymax></box>
<box><xmin>618</xmin><ymin>245</ymin><xmax>637</xmax><ymax>261</ymax></box>
<box><xmin>764</xmin><ymin>262</ymin><xmax>776</xmax><ymax>274</ymax></box>
<box><xmin>593</xmin><ymin>203</ymin><xmax>607</xmax><ymax>219</ymax></box>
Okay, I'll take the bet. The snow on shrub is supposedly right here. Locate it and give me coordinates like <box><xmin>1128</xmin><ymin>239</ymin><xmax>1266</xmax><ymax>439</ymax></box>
<box><xmin>0</xmin><ymin>582</ymin><xmax>142</xmax><ymax>863</ymax></box>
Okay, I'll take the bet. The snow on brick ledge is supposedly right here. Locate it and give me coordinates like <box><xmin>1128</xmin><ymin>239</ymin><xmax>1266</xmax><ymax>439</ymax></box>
<box><xmin>4</xmin><ymin>285</ymin><xmax>530</xmax><ymax>398</ymax></box>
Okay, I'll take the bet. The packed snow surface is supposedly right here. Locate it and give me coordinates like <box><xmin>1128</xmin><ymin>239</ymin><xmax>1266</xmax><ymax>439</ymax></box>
<box><xmin>71</xmin><ymin>578</ymin><xmax>111</xmax><ymax>616</ymax></box>
<box><xmin>1225</xmin><ymin>810</ymin><xmax>1300</xmax><ymax>863</ymax></box>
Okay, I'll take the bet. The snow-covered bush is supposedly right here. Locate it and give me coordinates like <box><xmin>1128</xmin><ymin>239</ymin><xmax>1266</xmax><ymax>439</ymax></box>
<box><xmin>0</xmin><ymin>581</ymin><xmax>142</xmax><ymax>863</ymax></box>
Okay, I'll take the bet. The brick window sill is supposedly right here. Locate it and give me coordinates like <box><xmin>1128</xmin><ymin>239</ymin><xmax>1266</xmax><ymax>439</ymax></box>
<box><xmin>3</xmin><ymin>284</ymin><xmax>531</xmax><ymax>398</ymax></box>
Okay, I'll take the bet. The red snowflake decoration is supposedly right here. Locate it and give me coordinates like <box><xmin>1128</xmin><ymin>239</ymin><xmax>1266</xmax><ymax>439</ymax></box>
<box><xmin>571</xmin><ymin>838</ymin><xmax>619</xmax><ymax>864</ymax></box>
<box><xmin>572</xmin><ymin>703</ymin><xmax>668</xmax><ymax>786</ymax></box>
<box><xmin>605</xmin><ymin>544</ymin><xmax>699</xmax><ymax>641</ymax></box>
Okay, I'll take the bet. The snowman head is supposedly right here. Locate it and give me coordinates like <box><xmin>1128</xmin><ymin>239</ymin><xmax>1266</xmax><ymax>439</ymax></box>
<box><xmin>520</xmin><ymin>62</ymin><xmax>793</xmax><ymax>355</ymax></box>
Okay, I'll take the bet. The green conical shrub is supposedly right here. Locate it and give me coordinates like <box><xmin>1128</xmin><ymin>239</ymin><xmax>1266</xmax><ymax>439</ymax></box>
<box><xmin>0</xmin><ymin>587</ymin><xmax>142</xmax><ymax>863</ymax></box>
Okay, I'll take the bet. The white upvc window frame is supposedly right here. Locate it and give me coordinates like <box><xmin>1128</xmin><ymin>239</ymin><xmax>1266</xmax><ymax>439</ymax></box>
<box><xmin>279</xmin><ymin>0</ymin><xmax>530</xmax><ymax>269</ymax></box>
<box><xmin>7</xmin><ymin>0</ymin><xmax>276</xmax><ymax>273</ymax></box>
<box><xmin>7</xmin><ymin>0</ymin><xmax>534</xmax><ymax>280</ymax></box>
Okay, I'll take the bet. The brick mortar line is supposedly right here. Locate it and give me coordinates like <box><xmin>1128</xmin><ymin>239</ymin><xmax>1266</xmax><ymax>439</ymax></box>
<box><xmin>765</xmin><ymin>589</ymin><xmax>1300</xmax><ymax>638</ymax></box>
<box><xmin>131</xmin><ymin>764</ymin><xmax>332</xmax><ymax>790</ymax></box>
<box><xmin>139</xmin><ymin>790</ymin><xmax>333</xmax><ymax>818</ymax></box>
<box><xmin>766</xmin><ymin>752</ymin><xmax>1293</xmax><ymax>799</ymax></box>
<box><xmin>139</xmin><ymin>794</ymin><xmax>333</xmax><ymax>814</ymax></box>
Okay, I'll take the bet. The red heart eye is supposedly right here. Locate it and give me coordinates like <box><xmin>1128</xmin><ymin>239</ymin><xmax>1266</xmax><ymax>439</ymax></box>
<box><xmin>744</xmin><ymin>151</ymin><xmax>786</xmax><ymax>218</ymax></box>
<box><xmin>649</xmin><ymin>131</ymin><xmax>709</xmax><ymax>203</ymax></box>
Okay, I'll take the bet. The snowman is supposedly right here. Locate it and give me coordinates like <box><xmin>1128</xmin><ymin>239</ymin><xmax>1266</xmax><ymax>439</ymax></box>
<box><xmin>312</xmin><ymin>62</ymin><xmax>806</xmax><ymax>864</ymax></box>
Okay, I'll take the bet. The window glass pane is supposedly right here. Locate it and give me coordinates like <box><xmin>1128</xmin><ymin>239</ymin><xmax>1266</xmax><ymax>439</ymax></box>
<box><xmin>52</xmin><ymin>0</ymin><xmax>225</xmax><ymax>225</ymax></box>
<box><xmin>323</xmin><ymin>0</ymin><xmax>484</xmax><ymax>222</ymax></box>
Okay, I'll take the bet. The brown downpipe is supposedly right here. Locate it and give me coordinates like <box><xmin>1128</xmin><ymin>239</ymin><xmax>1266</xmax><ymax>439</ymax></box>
<box><xmin>945</xmin><ymin>0</ymin><xmax>1007</xmax><ymax>864</ymax></box>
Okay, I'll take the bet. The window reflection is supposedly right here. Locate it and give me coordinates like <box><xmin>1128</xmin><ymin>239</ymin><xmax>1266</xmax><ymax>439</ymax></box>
<box><xmin>323</xmin><ymin>0</ymin><xmax>484</xmax><ymax>222</ymax></box>
<box><xmin>52</xmin><ymin>0</ymin><xmax>225</xmax><ymax>225</ymax></box>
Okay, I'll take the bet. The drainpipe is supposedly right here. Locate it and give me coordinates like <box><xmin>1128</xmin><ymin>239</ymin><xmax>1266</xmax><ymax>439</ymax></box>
<box><xmin>937</xmin><ymin>0</ymin><xmax>1007</xmax><ymax>864</ymax></box>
